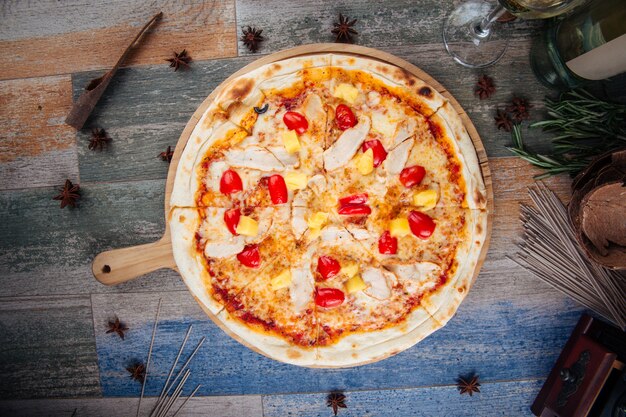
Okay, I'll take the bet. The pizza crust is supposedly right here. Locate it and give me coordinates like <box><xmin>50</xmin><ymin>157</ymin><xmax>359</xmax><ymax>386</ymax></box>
<box><xmin>168</xmin><ymin>52</ymin><xmax>490</xmax><ymax>368</ymax></box>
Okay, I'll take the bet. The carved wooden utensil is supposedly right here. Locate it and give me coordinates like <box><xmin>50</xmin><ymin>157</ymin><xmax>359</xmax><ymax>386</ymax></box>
<box><xmin>65</xmin><ymin>11</ymin><xmax>163</xmax><ymax>130</ymax></box>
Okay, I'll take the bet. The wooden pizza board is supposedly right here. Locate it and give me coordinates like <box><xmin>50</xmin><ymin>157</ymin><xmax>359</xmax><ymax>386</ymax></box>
<box><xmin>92</xmin><ymin>44</ymin><xmax>494</xmax><ymax>365</ymax></box>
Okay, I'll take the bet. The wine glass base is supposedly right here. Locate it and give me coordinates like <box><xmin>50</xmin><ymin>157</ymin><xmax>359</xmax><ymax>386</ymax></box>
<box><xmin>443</xmin><ymin>0</ymin><xmax>509</xmax><ymax>69</ymax></box>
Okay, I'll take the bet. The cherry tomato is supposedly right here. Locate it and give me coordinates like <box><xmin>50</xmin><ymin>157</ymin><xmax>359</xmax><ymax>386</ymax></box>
<box><xmin>408</xmin><ymin>210</ymin><xmax>436</xmax><ymax>239</ymax></box>
<box><xmin>315</xmin><ymin>288</ymin><xmax>345</xmax><ymax>308</ymax></box>
<box><xmin>220</xmin><ymin>169</ymin><xmax>243</xmax><ymax>194</ymax></box>
<box><xmin>223</xmin><ymin>208</ymin><xmax>241</xmax><ymax>235</ymax></box>
<box><xmin>317</xmin><ymin>256</ymin><xmax>341</xmax><ymax>280</ymax></box>
<box><xmin>237</xmin><ymin>244</ymin><xmax>261</xmax><ymax>268</ymax></box>
<box><xmin>335</xmin><ymin>104</ymin><xmax>357</xmax><ymax>130</ymax></box>
<box><xmin>399</xmin><ymin>165</ymin><xmax>426</xmax><ymax>188</ymax></box>
<box><xmin>283</xmin><ymin>111</ymin><xmax>309</xmax><ymax>134</ymax></box>
<box><xmin>337</xmin><ymin>204</ymin><xmax>372</xmax><ymax>215</ymax></box>
<box><xmin>267</xmin><ymin>174</ymin><xmax>288</xmax><ymax>204</ymax></box>
<box><xmin>339</xmin><ymin>193</ymin><xmax>369</xmax><ymax>206</ymax></box>
<box><xmin>361</xmin><ymin>140</ymin><xmax>388</xmax><ymax>167</ymax></box>
<box><xmin>378</xmin><ymin>231</ymin><xmax>398</xmax><ymax>255</ymax></box>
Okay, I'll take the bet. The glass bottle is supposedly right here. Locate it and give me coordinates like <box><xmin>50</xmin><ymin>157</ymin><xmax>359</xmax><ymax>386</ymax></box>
<box><xmin>530</xmin><ymin>0</ymin><xmax>626</xmax><ymax>89</ymax></box>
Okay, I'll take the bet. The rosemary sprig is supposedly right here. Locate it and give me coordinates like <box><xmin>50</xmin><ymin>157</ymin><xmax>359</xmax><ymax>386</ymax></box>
<box><xmin>505</xmin><ymin>89</ymin><xmax>626</xmax><ymax>178</ymax></box>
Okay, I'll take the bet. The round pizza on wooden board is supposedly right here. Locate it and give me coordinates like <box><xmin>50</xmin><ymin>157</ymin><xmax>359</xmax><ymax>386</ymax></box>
<box><xmin>168</xmin><ymin>52</ymin><xmax>490</xmax><ymax>368</ymax></box>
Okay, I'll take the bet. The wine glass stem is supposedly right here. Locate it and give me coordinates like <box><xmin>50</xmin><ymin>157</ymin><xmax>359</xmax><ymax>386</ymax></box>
<box><xmin>474</xmin><ymin>4</ymin><xmax>507</xmax><ymax>38</ymax></box>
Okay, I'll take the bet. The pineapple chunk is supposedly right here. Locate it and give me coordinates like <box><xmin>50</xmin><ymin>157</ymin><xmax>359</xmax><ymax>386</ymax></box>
<box><xmin>389</xmin><ymin>218</ymin><xmax>411</xmax><ymax>237</ymax></box>
<box><xmin>356</xmin><ymin>148</ymin><xmax>374</xmax><ymax>175</ymax></box>
<box><xmin>282</xmin><ymin>130</ymin><xmax>301</xmax><ymax>153</ymax></box>
<box><xmin>345</xmin><ymin>274</ymin><xmax>367</xmax><ymax>294</ymax></box>
<box><xmin>341</xmin><ymin>263</ymin><xmax>359</xmax><ymax>278</ymax></box>
<box><xmin>270</xmin><ymin>269</ymin><xmax>292</xmax><ymax>290</ymax></box>
<box><xmin>413</xmin><ymin>189</ymin><xmax>439</xmax><ymax>211</ymax></box>
<box><xmin>235</xmin><ymin>215</ymin><xmax>258</xmax><ymax>236</ymax></box>
<box><xmin>308</xmin><ymin>227</ymin><xmax>321</xmax><ymax>240</ymax></box>
<box><xmin>284</xmin><ymin>171</ymin><xmax>308</xmax><ymax>190</ymax></box>
<box><xmin>333</xmin><ymin>83</ymin><xmax>359</xmax><ymax>104</ymax></box>
<box><xmin>307</xmin><ymin>212</ymin><xmax>329</xmax><ymax>229</ymax></box>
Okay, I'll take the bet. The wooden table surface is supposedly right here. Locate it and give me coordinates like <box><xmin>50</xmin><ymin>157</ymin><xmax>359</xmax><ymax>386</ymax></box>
<box><xmin>0</xmin><ymin>1</ymin><xmax>585</xmax><ymax>416</ymax></box>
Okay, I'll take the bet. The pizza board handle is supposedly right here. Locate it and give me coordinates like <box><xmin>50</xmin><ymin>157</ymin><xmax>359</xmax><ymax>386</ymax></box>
<box><xmin>92</xmin><ymin>236</ymin><xmax>176</xmax><ymax>285</ymax></box>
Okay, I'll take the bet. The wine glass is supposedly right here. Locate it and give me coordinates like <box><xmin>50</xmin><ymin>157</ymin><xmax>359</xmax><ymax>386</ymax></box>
<box><xmin>443</xmin><ymin>0</ymin><xmax>589</xmax><ymax>68</ymax></box>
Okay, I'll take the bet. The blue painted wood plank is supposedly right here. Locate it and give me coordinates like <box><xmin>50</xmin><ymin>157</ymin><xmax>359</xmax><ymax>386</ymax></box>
<box><xmin>262</xmin><ymin>379</ymin><xmax>543</xmax><ymax>417</ymax></box>
<box><xmin>91</xmin><ymin>289</ymin><xmax>582</xmax><ymax>397</ymax></box>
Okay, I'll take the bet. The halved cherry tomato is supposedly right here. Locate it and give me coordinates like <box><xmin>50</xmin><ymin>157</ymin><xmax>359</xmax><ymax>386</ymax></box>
<box><xmin>339</xmin><ymin>193</ymin><xmax>368</xmax><ymax>206</ymax></box>
<box><xmin>315</xmin><ymin>288</ymin><xmax>345</xmax><ymax>308</ymax></box>
<box><xmin>237</xmin><ymin>244</ymin><xmax>260</xmax><ymax>268</ymax></box>
<box><xmin>220</xmin><ymin>169</ymin><xmax>243</xmax><ymax>194</ymax></box>
<box><xmin>399</xmin><ymin>165</ymin><xmax>426</xmax><ymax>188</ymax></box>
<box><xmin>335</xmin><ymin>104</ymin><xmax>357</xmax><ymax>130</ymax></box>
<box><xmin>408</xmin><ymin>210</ymin><xmax>436</xmax><ymax>239</ymax></box>
<box><xmin>267</xmin><ymin>174</ymin><xmax>288</xmax><ymax>204</ymax></box>
<box><xmin>317</xmin><ymin>256</ymin><xmax>341</xmax><ymax>280</ymax></box>
<box><xmin>361</xmin><ymin>140</ymin><xmax>388</xmax><ymax>167</ymax></box>
<box><xmin>283</xmin><ymin>111</ymin><xmax>308</xmax><ymax>134</ymax></box>
<box><xmin>338</xmin><ymin>204</ymin><xmax>372</xmax><ymax>215</ymax></box>
<box><xmin>223</xmin><ymin>208</ymin><xmax>241</xmax><ymax>235</ymax></box>
<box><xmin>378</xmin><ymin>231</ymin><xmax>398</xmax><ymax>254</ymax></box>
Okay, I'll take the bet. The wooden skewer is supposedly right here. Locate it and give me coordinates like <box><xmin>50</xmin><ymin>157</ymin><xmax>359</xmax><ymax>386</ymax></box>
<box><xmin>138</xmin><ymin>298</ymin><xmax>162</xmax><ymax>417</ymax></box>
<box><xmin>65</xmin><ymin>11</ymin><xmax>163</xmax><ymax>130</ymax></box>
<box><xmin>151</xmin><ymin>325</ymin><xmax>193</xmax><ymax>417</ymax></box>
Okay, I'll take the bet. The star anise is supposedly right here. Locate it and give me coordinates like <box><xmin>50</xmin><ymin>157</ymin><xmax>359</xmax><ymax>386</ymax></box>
<box><xmin>506</xmin><ymin>97</ymin><xmax>533</xmax><ymax>122</ymax></box>
<box><xmin>166</xmin><ymin>49</ymin><xmax>192</xmax><ymax>71</ymax></box>
<box><xmin>89</xmin><ymin>128</ymin><xmax>111</xmax><ymax>151</ymax></box>
<box><xmin>159</xmin><ymin>145</ymin><xmax>174</xmax><ymax>163</ymax></box>
<box><xmin>326</xmin><ymin>392</ymin><xmax>347</xmax><ymax>416</ymax></box>
<box><xmin>332</xmin><ymin>14</ymin><xmax>358</xmax><ymax>43</ymax></box>
<box><xmin>53</xmin><ymin>179</ymin><xmax>80</xmax><ymax>209</ymax></box>
<box><xmin>457</xmin><ymin>374</ymin><xmax>481</xmax><ymax>396</ymax></box>
<box><xmin>474</xmin><ymin>75</ymin><xmax>495</xmax><ymax>100</ymax></box>
<box><xmin>126</xmin><ymin>363</ymin><xmax>145</xmax><ymax>383</ymax></box>
<box><xmin>241</xmin><ymin>26</ymin><xmax>265</xmax><ymax>53</ymax></box>
<box><xmin>494</xmin><ymin>109</ymin><xmax>513</xmax><ymax>132</ymax></box>
<box><xmin>106</xmin><ymin>317</ymin><xmax>129</xmax><ymax>340</ymax></box>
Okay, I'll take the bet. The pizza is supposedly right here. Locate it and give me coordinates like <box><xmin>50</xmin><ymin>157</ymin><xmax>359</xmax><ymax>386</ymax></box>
<box><xmin>169</xmin><ymin>54</ymin><xmax>489</xmax><ymax>367</ymax></box>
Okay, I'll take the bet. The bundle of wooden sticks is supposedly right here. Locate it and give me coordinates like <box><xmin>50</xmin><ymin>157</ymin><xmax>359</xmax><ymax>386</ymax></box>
<box><xmin>513</xmin><ymin>184</ymin><xmax>626</xmax><ymax>330</ymax></box>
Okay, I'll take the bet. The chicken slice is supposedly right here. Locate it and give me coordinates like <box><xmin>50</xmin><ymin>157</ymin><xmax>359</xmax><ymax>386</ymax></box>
<box><xmin>361</xmin><ymin>267</ymin><xmax>394</xmax><ymax>300</ymax></box>
<box><xmin>290</xmin><ymin>247</ymin><xmax>315</xmax><ymax>313</ymax></box>
<box><xmin>204</xmin><ymin>237</ymin><xmax>245</xmax><ymax>259</ymax></box>
<box><xmin>392</xmin><ymin>118</ymin><xmax>417</xmax><ymax>147</ymax></box>
<box><xmin>291</xmin><ymin>205</ymin><xmax>308</xmax><ymax>239</ymax></box>
<box><xmin>384</xmin><ymin>137</ymin><xmax>414</xmax><ymax>175</ymax></box>
<box><xmin>225</xmin><ymin>145</ymin><xmax>285</xmax><ymax>171</ymax></box>
<box><xmin>323</xmin><ymin>116</ymin><xmax>371</xmax><ymax>171</ymax></box>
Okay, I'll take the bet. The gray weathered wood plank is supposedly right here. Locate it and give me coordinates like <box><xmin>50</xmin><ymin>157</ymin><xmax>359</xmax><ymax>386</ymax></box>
<box><xmin>0</xmin><ymin>296</ymin><xmax>100</xmax><ymax>399</ymax></box>
<box><xmin>0</xmin><ymin>395</ymin><xmax>264</xmax><ymax>417</ymax></box>
<box><xmin>0</xmin><ymin>157</ymin><xmax>569</xmax><ymax>298</ymax></box>
<box><xmin>0</xmin><ymin>179</ymin><xmax>186</xmax><ymax>297</ymax></box>
<box><xmin>235</xmin><ymin>0</ymin><xmax>541</xmax><ymax>55</ymax></box>
<box><xmin>262</xmin><ymin>379</ymin><xmax>543</xmax><ymax>417</ymax></box>
<box><xmin>73</xmin><ymin>56</ymin><xmax>253</xmax><ymax>183</ymax></box>
<box><xmin>71</xmin><ymin>40</ymin><xmax>553</xmax><ymax>185</ymax></box>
